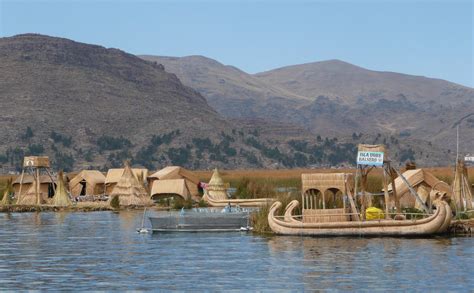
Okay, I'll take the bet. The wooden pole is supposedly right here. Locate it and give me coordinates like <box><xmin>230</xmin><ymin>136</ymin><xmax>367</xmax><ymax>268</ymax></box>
<box><xmin>393</xmin><ymin>168</ymin><xmax>430</xmax><ymax>214</ymax></box>
<box><xmin>359</xmin><ymin>167</ymin><xmax>367</xmax><ymax>220</ymax></box>
<box><xmin>345</xmin><ymin>178</ymin><xmax>360</xmax><ymax>221</ymax></box>
<box><xmin>382</xmin><ymin>164</ymin><xmax>391</xmax><ymax>219</ymax></box>
<box><xmin>452</xmin><ymin>159</ymin><xmax>464</xmax><ymax>211</ymax></box>
<box><xmin>462</xmin><ymin>176</ymin><xmax>473</xmax><ymax>210</ymax></box>
<box><xmin>353</xmin><ymin>165</ymin><xmax>361</xmax><ymax>219</ymax></box>
<box><xmin>17</xmin><ymin>169</ymin><xmax>25</xmax><ymax>203</ymax></box>
<box><xmin>461</xmin><ymin>161</ymin><xmax>472</xmax><ymax>210</ymax></box>
<box><xmin>301</xmin><ymin>187</ymin><xmax>305</xmax><ymax>210</ymax></box>
<box><xmin>35</xmin><ymin>167</ymin><xmax>40</xmax><ymax>205</ymax></box>
<box><xmin>389</xmin><ymin>166</ymin><xmax>400</xmax><ymax>215</ymax></box>
<box><xmin>45</xmin><ymin>168</ymin><xmax>56</xmax><ymax>195</ymax></box>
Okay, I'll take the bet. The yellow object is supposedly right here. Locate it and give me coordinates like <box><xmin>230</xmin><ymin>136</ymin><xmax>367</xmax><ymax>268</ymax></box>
<box><xmin>366</xmin><ymin>207</ymin><xmax>384</xmax><ymax>220</ymax></box>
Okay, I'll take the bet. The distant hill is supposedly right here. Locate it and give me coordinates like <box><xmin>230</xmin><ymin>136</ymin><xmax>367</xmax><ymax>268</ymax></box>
<box><xmin>0</xmin><ymin>34</ymin><xmax>230</xmax><ymax>170</ymax></box>
<box><xmin>140</xmin><ymin>55</ymin><xmax>474</xmax><ymax>158</ymax></box>
<box><xmin>2</xmin><ymin>34</ymin><xmax>402</xmax><ymax>172</ymax></box>
<box><xmin>0</xmin><ymin>34</ymin><xmax>465</xmax><ymax>172</ymax></box>
<box><xmin>140</xmin><ymin>55</ymin><xmax>309</xmax><ymax>122</ymax></box>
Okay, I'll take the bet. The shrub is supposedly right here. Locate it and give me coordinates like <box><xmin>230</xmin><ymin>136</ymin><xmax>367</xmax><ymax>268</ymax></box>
<box><xmin>53</xmin><ymin>151</ymin><xmax>75</xmax><ymax>172</ymax></box>
<box><xmin>110</xmin><ymin>195</ymin><xmax>120</xmax><ymax>209</ymax></box>
<box><xmin>27</xmin><ymin>144</ymin><xmax>44</xmax><ymax>155</ymax></box>
<box><xmin>172</xmin><ymin>198</ymin><xmax>193</xmax><ymax>209</ymax></box>
<box><xmin>21</xmin><ymin>126</ymin><xmax>34</xmax><ymax>140</ymax></box>
<box><xmin>97</xmin><ymin>135</ymin><xmax>131</xmax><ymax>151</ymax></box>
<box><xmin>197</xmin><ymin>199</ymin><xmax>208</xmax><ymax>207</ymax></box>
<box><xmin>251</xmin><ymin>192</ymin><xmax>301</xmax><ymax>234</ymax></box>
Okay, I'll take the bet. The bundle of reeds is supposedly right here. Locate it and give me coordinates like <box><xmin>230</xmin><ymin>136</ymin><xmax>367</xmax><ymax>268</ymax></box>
<box><xmin>53</xmin><ymin>171</ymin><xmax>72</xmax><ymax>207</ymax></box>
<box><xmin>0</xmin><ymin>179</ymin><xmax>13</xmax><ymax>206</ymax></box>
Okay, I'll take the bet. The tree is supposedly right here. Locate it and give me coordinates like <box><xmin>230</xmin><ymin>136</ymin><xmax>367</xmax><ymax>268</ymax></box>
<box><xmin>21</xmin><ymin>127</ymin><xmax>34</xmax><ymax>140</ymax></box>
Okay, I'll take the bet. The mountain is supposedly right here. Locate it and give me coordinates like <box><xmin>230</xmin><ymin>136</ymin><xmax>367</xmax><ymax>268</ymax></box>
<box><xmin>0</xmin><ymin>34</ymin><xmax>229</xmax><ymax>170</ymax></box>
<box><xmin>1</xmin><ymin>34</ymin><xmax>377</xmax><ymax>172</ymax></box>
<box><xmin>140</xmin><ymin>55</ymin><xmax>474</xmax><ymax>155</ymax></box>
<box><xmin>140</xmin><ymin>55</ymin><xmax>309</xmax><ymax>123</ymax></box>
<box><xmin>0</xmin><ymin>34</ymin><xmax>466</xmax><ymax>172</ymax></box>
<box><xmin>256</xmin><ymin>60</ymin><xmax>474</xmax><ymax>150</ymax></box>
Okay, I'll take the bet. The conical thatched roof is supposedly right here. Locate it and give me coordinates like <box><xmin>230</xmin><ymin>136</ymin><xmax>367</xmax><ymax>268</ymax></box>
<box><xmin>205</xmin><ymin>168</ymin><xmax>228</xmax><ymax>201</ymax></box>
<box><xmin>53</xmin><ymin>171</ymin><xmax>72</xmax><ymax>207</ymax></box>
<box><xmin>209</xmin><ymin>168</ymin><xmax>224</xmax><ymax>187</ymax></box>
<box><xmin>109</xmin><ymin>162</ymin><xmax>150</xmax><ymax>206</ymax></box>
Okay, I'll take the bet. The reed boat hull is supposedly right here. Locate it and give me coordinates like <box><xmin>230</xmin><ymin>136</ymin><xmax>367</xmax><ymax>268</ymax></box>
<box><xmin>203</xmin><ymin>190</ymin><xmax>272</xmax><ymax>207</ymax></box>
<box><xmin>268</xmin><ymin>200</ymin><xmax>452</xmax><ymax>237</ymax></box>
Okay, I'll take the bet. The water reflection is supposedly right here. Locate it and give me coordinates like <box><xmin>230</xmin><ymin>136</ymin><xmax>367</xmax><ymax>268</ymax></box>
<box><xmin>0</xmin><ymin>211</ymin><xmax>472</xmax><ymax>291</ymax></box>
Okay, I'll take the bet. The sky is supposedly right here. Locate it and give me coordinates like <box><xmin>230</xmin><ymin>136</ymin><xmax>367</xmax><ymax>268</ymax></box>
<box><xmin>0</xmin><ymin>0</ymin><xmax>472</xmax><ymax>87</ymax></box>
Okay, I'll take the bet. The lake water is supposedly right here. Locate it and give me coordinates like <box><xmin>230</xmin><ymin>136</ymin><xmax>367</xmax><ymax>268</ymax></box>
<box><xmin>0</xmin><ymin>211</ymin><xmax>472</xmax><ymax>291</ymax></box>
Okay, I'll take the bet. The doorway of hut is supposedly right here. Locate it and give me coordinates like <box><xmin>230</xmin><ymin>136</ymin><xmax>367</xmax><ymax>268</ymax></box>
<box><xmin>79</xmin><ymin>181</ymin><xmax>87</xmax><ymax>196</ymax></box>
<box><xmin>47</xmin><ymin>183</ymin><xmax>57</xmax><ymax>198</ymax></box>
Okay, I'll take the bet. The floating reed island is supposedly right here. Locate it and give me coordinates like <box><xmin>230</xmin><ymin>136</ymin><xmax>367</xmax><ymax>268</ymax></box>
<box><xmin>0</xmin><ymin>150</ymin><xmax>473</xmax><ymax>236</ymax></box>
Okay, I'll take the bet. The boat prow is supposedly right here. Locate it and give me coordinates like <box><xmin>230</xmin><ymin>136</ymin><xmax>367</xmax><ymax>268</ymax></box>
<box><xmin>268</xmin><ymin>199</ymin><xmax>452</xmax><ymax>237</ymax></box>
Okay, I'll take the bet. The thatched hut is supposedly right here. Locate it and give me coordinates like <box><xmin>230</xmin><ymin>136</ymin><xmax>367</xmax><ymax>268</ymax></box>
<box><xmin>388</xmin><ymin>169</ymin><xmax>451</xmax><ymax>209</ymax></box>
<box><xmin>108</xmin><ymin>163</ymin><xmax>150</xmax><ymax>206</ymax></box>
<box><xmin>69</xmin><ymin>170</ymin><xmax>105</xmax><ymax>197</ymax></box>
<box><xmin>13</xmin><ymin>175</ymin><xmax>56</xmax><ymax>199</ymax></box>
<box><xmin>53</xmin><ymin>171</ymin><xmax>72</xmax><ymax>207</ymax></box>
<box><xmin>148</xmin><ymin>166</ymin><xmax>200</xmax><ymax>201</ymax></box>
<box><xmin>16</xmin><ymin>180</ymin><xmax>48</xmax><ymax>205</ymax></box>
<box><xmin>203</xmin><ymin>168</ymin><xmax>228</xmax><ymax>201</ymax></box>
<box><xmin>104</xmin><ymin>168</ymin><xmax>148</xmax><ymax>195</ymax></box>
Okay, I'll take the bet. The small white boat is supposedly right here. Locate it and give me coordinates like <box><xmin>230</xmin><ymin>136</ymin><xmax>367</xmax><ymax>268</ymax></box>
<box><xmin>148</xmin><ymin>206</ymin><xmax>253</xmax><ymax>232</ymax></box>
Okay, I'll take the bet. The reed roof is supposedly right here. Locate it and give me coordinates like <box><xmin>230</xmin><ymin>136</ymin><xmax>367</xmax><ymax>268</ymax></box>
<box><xmin>148</xmin><ymin>166</ymin><xmax>199</xmax><ymax>185</ymax></box>
<box><xmin>105</xmin><ymin>168</ymin><xmax>148</xmax><ymax>185</ymax></box>
<box><xmin>13</xmin><ymin>175</ymin><xmax>55</xmax><ymax>185</ymax></box>
<box><xmin>70</xmin><ymin>170</ymin><xmax>105</xmax><ymax>186</ymax></box>
<box><xmin>388</xmin><ymin>169</ymin><xmax>451</xmax><ymax>196</ymax></box>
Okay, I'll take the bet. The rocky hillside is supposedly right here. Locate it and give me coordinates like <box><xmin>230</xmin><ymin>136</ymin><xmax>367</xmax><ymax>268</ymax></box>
<box><xmin>1</xmin><ymin>34</ymin><xmax>403</xmax><ymax>172</ymax></box>
<box><xmin>141</xmin><ymin>55</ymin><xmax>474</xmax><ymax>159</ymax></box>
<box><xmin>0</xmin><ymin>34</ymin><xmax>464</xmax><ymax>172</ymax></box>
<box><xmin>256</xmin><ymin>60</ymin><xmax>474</xmax><ymax>150</ymax></box>
<box><xmin>0</xmin><ymin>34</ymin><xmax>229</xmax><ymax>171</ymax></box>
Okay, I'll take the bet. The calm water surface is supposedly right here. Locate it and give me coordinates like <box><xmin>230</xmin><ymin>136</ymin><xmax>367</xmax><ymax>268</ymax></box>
<box><xmin>0</xmin><ymin>211</ymin><xmax>472</xmax><ymax>291</ymax></box>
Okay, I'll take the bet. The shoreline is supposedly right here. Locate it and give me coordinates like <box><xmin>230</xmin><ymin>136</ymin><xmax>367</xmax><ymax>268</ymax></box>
<box><xmin>0</xmin><ymin>204</ymin><xmax>163</xmax><ymax>213</ymax></box>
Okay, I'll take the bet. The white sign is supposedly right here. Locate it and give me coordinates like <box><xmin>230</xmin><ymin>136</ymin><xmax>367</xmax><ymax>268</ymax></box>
<box><xmin>357</xmin><ymin>151</ymin><xmax>384</xmax><ymax>166</ymax></box>
<box><xmin>465</xmin><ymin>155</ymin><xmax>474</xmax><ymax>162</ymax></box>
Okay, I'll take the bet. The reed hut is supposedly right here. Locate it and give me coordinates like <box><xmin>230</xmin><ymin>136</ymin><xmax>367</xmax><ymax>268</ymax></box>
<box><xmin>105</xmin><ymin>168</ymin><xmax>148</xmax><ymax>195</ymax></box>
<box><xmin>53</xmin><ymin>171</ymin><xmax>72</xmax><ymax>207</ymax></box>
<box><xmin>388</xmin><ymin>169</ymin><xmax>451</xmax><ymax>209</ymax></box>
<box><xmin>69</xmin><ymin>170</ymin><xmax>105</xmax><ymax>197</ymax></box>
<box><xmin>148</xmin><ymin>166</ymin><xmax>200</xmax><ymax>201</ymax></box>
<box><xmin>16</xmin><ymin>180</ymin><xmax>48</xmax><ymax>205</ymax></box>
<box><xmin>108</xmin><ymin>163</ymin><xmax>150</xmax><ymax>206</ymax></box>
<box><xmin>13</xmin><ymin>175</ymin><xmax>56</xmax><ymax>199</ymax></box>
<box><xmin>203</xmin><ymin>168</ymin><xmax>228</xmax><ymax>201</ymax></box>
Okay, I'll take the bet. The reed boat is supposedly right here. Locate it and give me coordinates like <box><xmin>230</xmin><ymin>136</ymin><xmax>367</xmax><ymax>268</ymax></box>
<box><xmin>203</xmin><ymin>189</ymin><xmax>273</xmax><ymax>207</ymax></box>
<box><xmin>267</xmin><ymin>166</ymin><xmax>453</xmax><ymax>237</ymax></box>
<box><xmin>268</xmin><ymin>199</ymin><xmax>452</xmax><ymax>236</ymax></box>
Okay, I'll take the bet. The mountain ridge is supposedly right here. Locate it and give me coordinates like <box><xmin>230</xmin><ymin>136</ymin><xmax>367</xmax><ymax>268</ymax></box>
<box><xmin>140</xmin><ymin>54</ymin><xmax>474</xmax><ymax>156</ymax></box>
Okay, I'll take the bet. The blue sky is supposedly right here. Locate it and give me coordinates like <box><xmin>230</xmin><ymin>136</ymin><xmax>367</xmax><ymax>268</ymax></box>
<box><xmin>1</xmin><ymin>0</ymin><xmax>472</xmax><ymax>87</ymax></box>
